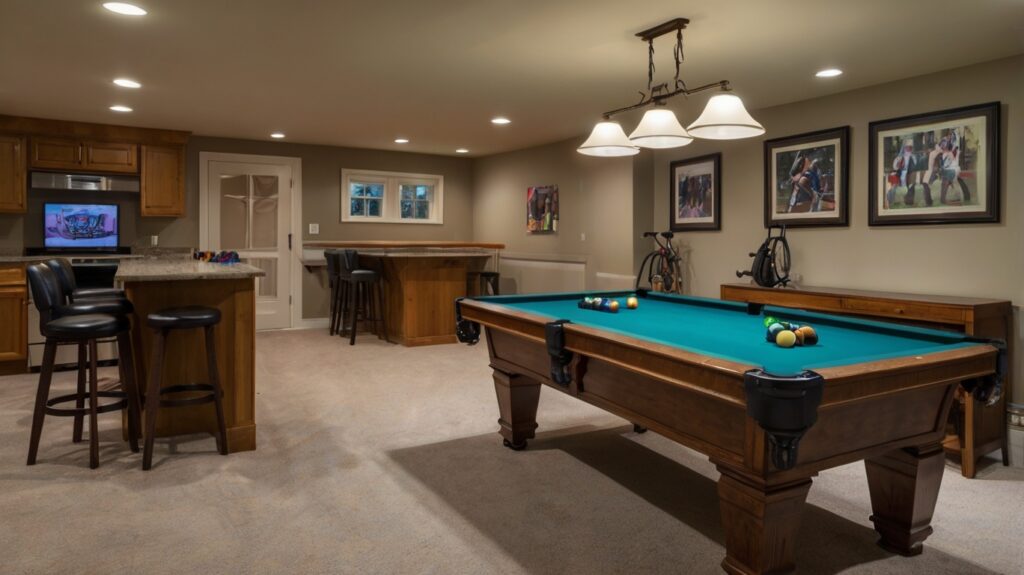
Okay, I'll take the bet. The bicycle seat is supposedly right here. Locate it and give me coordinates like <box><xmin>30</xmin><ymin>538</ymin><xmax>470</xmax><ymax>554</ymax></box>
<box><xmin>661</xmin><ymin>231</ymin><xmax>675</xmax><ymax>239</ymax></box>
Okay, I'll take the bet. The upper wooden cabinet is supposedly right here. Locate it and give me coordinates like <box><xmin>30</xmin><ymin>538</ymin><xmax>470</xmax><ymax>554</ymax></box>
<box><xmin>141</xmin><ymin>144</ymin><xmax>185</xmax><ymax>217</ymax></box>
<box><xmin>0</xmin><ymin>135</ymin><xmax>27</xmax><ymax>213</ymax></box>
<box><xmin>30</xmin><ymin>137</ymin><xmax>138</xmax><ymax>173</ymax></box>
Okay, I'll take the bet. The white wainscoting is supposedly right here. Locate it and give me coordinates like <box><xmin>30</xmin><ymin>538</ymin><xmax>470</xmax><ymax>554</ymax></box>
<box><xmin>593</xmin><ymin>272</ymin><xmax>636</xmax><ymax>291</ymax></box>
<box><xmin>498</xmin><ymin>252</ymin><xmax>587</xmax><ymax>294</ymax></box>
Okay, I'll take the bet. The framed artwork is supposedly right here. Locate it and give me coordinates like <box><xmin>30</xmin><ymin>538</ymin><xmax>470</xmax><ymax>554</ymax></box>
<box><xmin>763</xmin><ymin>126</ymin><xmax>849</xmax><ymax>228</ymax></box>
<box><xmin>527</xmin><ymin>185</ymin><xmax>558</xmax><ymax>233</ymax></box>
<box><xmin>670</xmin><ymin>153</ymin><xmax>721</xmax><ymax>231</ymax></box>
<box><xmin>869</xmin><ymin>101</ymin><xmax>1000</xmax><ymax>225</ymax></box>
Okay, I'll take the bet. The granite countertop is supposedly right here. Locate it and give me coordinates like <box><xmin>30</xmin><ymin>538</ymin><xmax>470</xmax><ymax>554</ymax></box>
<box><xmin>115</xmin><ymin>258</ymin><xmax>266</xmax><ymax>282</ymax></box>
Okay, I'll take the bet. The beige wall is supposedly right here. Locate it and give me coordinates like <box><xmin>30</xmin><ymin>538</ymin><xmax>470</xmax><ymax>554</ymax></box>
<box><xmin>186</xmin><ymin>137</ymin><xmax>474</xmax><ymax>318</ymax></box>
<box><xmin>471</xmin><ymin>137</ymin><xmax>636</xmax><ymax>290</ymax></box>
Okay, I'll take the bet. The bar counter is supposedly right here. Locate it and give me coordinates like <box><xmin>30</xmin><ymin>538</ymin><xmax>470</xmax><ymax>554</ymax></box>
<box><xmin>117</xmin><ymin>258</ymin><xmax>265</xmax><ymax>452</ymax></box>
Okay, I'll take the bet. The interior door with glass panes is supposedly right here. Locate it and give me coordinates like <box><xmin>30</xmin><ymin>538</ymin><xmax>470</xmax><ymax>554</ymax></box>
<box><xmin>206</xmin><ymin>161</ymin><xmax>292</xmax><ymax>329</ymax></box>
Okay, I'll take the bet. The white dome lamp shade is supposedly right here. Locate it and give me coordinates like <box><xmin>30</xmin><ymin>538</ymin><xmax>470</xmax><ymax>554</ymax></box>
<box><xmin>628</xmin><ymin>108</ymin><xmax>694</xmax><ymax>149</ymax></box>
<box><xmin>577</xmin><ymin>121</ymin><xmax>640</xmax><ymax>157</ymax></box>
<box><xmin>686</xmin><ymin>93</ymin><xmax>765</xmax><ymax>140</ymax></box>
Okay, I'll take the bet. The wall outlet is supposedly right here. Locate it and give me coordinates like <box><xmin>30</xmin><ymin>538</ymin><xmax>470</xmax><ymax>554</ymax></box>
<box><xmin>580</xmin><ymin>232</ymin><xmax>586</xmax><ymax>241</ymax></box>
<box><xmin>150</xmin><ymin>235</ymin><xmax>159</xmax><ymax>246</ymax></box>
<box><xmin>309</xmin><ymin>223</ymin><xmax>320</xmax><ymax>235</ymax></box>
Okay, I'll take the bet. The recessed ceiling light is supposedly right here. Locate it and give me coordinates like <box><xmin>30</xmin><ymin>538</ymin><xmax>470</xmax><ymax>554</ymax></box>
<box><xmin>113</xmin><ymin>78</ymin><xmax>141</xmax><ymax>88</ymax></box>
<box><xmin>455</xmin><ymin>148</ymin><xmax>469</xmax><ymax>154</ymax></box>
<box><xmin>491</xmin><ymin>117</ymin><xmax>511</xmax><ymax>125</ymax></box>
<box><xmin>109</xmin><ymin>105</ymin><xmax>133</xmax><ymax>112</ymax></box>
<box><xmin>815</xmin><ymin>68</ymin><xmax>843</xmax><ymax>78</ymax></box>
<box><xmin>270</xmin><ymin>132</ymin><xmax>286</xmax><ymax>139</ymax></box>
<box><xmin>394</xmin><ymin>138</ymin><xmax>409</xmax><ymax>144</ymax></box>
<box><xmin>103</xmin><ymin>2</ymin><xmax>147</xmax><ymax>16</ymax></box>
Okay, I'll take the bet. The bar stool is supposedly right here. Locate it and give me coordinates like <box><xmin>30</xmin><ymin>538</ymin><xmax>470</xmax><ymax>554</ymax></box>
<box><xmin>325</xmin><ymin>250</ymin><xmax>345</xmax><ymax>336</ymax></box>
<box><xmin>338</xmin><ymin>249</ymin><xmax>388</xmax><ymax>345</ymax></box>
<box><xmin>46</xmin><ymin>258</ymin><xmax>126</xmax><ymax>302</ymax></box>
<box><xmin>142</xmin><ymin>306</ymin><xmax>228</xmax><ymax>470</ymax></box>
<box><xmin>467</xmin><ymin>271</ymin><xmax>501</xmax><ymax>296</ymax></box>
<box><xmin>25</xmin><ymin>264</ymin><xmax>141</xmax><ymax>469</ymax></box>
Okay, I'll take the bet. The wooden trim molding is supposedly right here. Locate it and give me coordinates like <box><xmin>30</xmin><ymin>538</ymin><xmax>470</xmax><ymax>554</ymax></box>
<box><xmin>0</xmin><ymin>114</ymin><xmax>190</xmax><ymax>146</ymax></box>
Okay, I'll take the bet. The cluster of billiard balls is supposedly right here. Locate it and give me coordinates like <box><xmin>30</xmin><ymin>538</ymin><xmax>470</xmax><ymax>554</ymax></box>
<box><xmin>578</xmin><ymin>296</ymin><xmax>640</xmax><ymax>313</ymax></box>
<box><xmin>763</xmin><ymin>316</ymin><xmax>819</xmax><ymax>348</ymax></box>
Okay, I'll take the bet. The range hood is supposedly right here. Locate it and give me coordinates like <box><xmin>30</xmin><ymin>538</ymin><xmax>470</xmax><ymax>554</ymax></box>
<box><xmin>31</xmin><ymin>171</ymin><xmax>140</xmax><ymax>192</ymax></box>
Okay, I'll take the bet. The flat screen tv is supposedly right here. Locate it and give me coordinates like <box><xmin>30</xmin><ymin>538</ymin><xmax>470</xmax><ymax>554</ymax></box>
<box><xmin>43</xmin><ymin>203</ymin><xmax>119</xmax><ymax>250</ymax></box>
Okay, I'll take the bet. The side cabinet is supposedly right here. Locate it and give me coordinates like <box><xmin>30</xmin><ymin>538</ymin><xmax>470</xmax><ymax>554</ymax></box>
<box><xmin>141</xmin><ymin>144</ymin><xmax>185</xmax><ymax>216</ymax></box>
<box><xmin>0</xmin><ymin>135</ymin><xmax>27</xmax><ymax>213</ymax></box>
<box><xmin>0</xmin><ymin>264</ymin><xmax>28</xmax><ymax>375</ymax></box>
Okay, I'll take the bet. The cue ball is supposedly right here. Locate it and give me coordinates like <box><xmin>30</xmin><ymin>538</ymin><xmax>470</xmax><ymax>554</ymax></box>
<box><xmin>763</xmin><ymin>315</ymin><xmax>778</xmax><ymax>328</ymax></box>
<box><xmin>775</xmin><ymin>330</ymin><xmax>797</xmax><ymax>348</ymax></box>
<box><xmin>626</xmin><ymin>296</ymin><xmax>639</xmax><ymax>309</ymax></box>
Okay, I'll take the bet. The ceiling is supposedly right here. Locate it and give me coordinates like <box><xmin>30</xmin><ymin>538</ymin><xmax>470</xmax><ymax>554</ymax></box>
<box><xmin>1</xmin><ymin>1</ymin><xmax>1022</xmax><ymax>157</ymax></box>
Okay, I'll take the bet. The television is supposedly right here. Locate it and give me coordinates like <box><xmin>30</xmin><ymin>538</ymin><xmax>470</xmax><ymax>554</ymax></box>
<box><xmin>43</xmin><ymin>203</ymin><xmax>119</xmax><ymax>250</ymax></box>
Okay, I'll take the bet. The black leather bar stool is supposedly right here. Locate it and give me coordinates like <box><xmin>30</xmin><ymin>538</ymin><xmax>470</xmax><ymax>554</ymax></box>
<box><xmin>142</xmin><ymin>306</ymin><xmax>228</xmax><ymax>470</ymax></box>
<box><xmin>25</xmin><ymin>264</ymin><xmax>141</xmax><ymax>469</ymax></box>
<box><xmin>467</xmin><ymin>271</ymin><xmax>501</xmax><ymax>296</ymax></box>
<box><xmin>325</xmin><ymin>250</ymin><xmax>346</xmax><ymax>336</ymax></box>
<box><xmin>337</xmin><ymin>249</ymin><xmax>388</xmax><ymax>345</ymax></box>
<box><xmin>46</xmin><ymin>258</ymin><xmax>126</xmax><ymax>302</ymax></box>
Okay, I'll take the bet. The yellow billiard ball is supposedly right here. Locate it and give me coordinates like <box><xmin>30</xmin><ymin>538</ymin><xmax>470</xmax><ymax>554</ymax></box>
<box><xmin>775</xmin><ymin>330</ymin><xmax>797</xmax><ymax>348</ymax></box>
<box><xmin>626</xmin><ymin>296</ymin><xmax>639</xmax><ymax>309</ymax></box>
<box><xmin>609</xmin><ymin>300</ymin><xmax>620</xmax><ymax>312</ymax></box>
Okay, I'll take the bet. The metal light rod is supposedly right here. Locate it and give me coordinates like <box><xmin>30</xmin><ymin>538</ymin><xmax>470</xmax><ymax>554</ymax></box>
<box><xmin>602</xmin><ymin>80</ymin><xmax>731</xmax><ymax>120</ymax></box>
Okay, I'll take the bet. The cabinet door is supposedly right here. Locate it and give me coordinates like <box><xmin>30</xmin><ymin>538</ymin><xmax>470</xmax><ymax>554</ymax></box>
<box><xmin>0</xmin><ymin>135</ymin><xmax>26</xmax><ymax>213</ymax></box>
<box><xmin>141</xmin><ymin>145</ymin><xmax>185</xmax><ymax>216</ymax></box>
<box><xmin>31</xmin><ymin>137</ymin><xmax>82</xmax><ymax>170</ymax></box>
<box><xmin>83</xmin><ymin>141</ymin><xmax>138</xmax><ymax>173</ymax></box>
<box><xmin>0</xmin><ymin>286</ymin><xmax>28</xmax><ymax>363</ymax></box>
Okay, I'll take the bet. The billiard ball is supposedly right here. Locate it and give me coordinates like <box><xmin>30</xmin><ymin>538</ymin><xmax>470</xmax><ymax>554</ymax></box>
<box><xmin>766</xmin><ymin>323</ymin><xmax>785</xmax><ymax>342</ymax></box>
<box><xmin>793</xmin><ymin>329</ymin><xmax>805</xmax><ymax>346</ymax></box>
<box><xmin>797</xmin><ymin>326</ymin><xmax>818</xmax><ymax>345</ymax></box>
<box><xmin>775</xmin><ymin>330</ymin><xmax>797</xmax><ymax>348</ymax></box>
<box><xmin>762</xmin><ymin>315</ymin><xmax>778</xmax><ymax>328</ymax></box>
<box><xmin>626</xmin><ymin>296</ymin><xmax>639</xmax><ymax>309</ymax></box>
<box><xmin>609</xmin><ymin>300</ymin><xmax>620</xmax><ymax>312</ymax></box>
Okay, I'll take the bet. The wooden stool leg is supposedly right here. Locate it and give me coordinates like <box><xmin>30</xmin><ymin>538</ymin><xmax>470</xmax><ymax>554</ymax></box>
<box><xmin>142</xmin><ymin>330</ymin><xmax>167</xmax><ymax>470</ymax></box>
<box><xmin>348</xmin><ymin>282</ymin><xmax>359</xmax><ymax>346</ymax></box>
<box><xmin>328</xmin><ymin>278</ymin><xmax>338</xmax><ymax>335</ymax></box>
<box><xmin>377</xmin><ymin>280</ymin><xmax>389</xmax><ymax>343</ymax></box>
<box><xmin>205</xmin><ymin>325</ymin><xmax>229</xmax><ymax>455</ymax></box>
<box><xmin>865</xmin><ymin>444</ymin><xmax>944</xmax><ymax>556</ymax></box>
<box><xmin>27</xmin><ymin>340</ymin><xmax>58</xmax><ymax>466</ymax></box>
<box><xmin>116</xmin><ymin>332</ymin><xmax>141</xmax><ymax>454</ymax></box>
<box><xmin>72</xmin><ymin>342</ymin><xmax>87</xmax><ymax>443</ymax></box>
<box><xmin>338</xmin><ymin>281</ymin><xmax>349</xmax><ymax>336</ymax></box>
<box><xmin>87</xmin><ymin>339</ymin><xmax>100</xmax><ymax>469</ymax></box>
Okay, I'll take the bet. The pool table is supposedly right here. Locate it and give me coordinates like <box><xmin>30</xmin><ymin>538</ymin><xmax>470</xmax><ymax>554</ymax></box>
<box><xmin>455</xmin><ymin>290</ymin><xmax>1004</xmax><ymax>575</ymax></box>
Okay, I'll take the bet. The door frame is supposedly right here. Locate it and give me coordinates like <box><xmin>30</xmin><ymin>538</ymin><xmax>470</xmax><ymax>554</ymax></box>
<box><xmin>198</xmin><ymin>151</ymin><xmax>304</xmax><ymax>329</ymax></box>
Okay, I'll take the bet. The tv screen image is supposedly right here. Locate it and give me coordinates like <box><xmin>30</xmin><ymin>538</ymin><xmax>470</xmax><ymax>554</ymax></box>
<box><xmin>44</xmin><ymin>204</ymin><xmax>119</xmax><ymax>248</ymax></box>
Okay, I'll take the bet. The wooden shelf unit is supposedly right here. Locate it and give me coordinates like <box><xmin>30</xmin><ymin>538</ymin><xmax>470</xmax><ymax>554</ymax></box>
<box><xmin>721</xmin><ymin>282</ymin><xmax>1012</xmax><ymax>478</ymax></box>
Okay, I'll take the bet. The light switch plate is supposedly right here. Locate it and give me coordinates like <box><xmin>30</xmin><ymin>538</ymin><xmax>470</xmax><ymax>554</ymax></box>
<box><xmin>309</xmin><ymin>223</ymin><xmax>320</xmax><ymax>235</ymax></box>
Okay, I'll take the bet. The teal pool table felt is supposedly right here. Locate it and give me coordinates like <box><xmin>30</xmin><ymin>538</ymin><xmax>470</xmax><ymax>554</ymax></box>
<box><xmin>477</xmin><ymin>291</ymin><xmax>979</xmax><ymax>376</ymax></box>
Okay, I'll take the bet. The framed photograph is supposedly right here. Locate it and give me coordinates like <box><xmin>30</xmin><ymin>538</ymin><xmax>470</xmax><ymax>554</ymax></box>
<box><xmin>763</xmin><ymin>126</ymin><xmax>849</xmax><ymax>228</ymax></box>
<box><xmin>527</xmin><ymin>185</ymin><xmax>558</xmax><ymax>233</ymax></box>
<box><xmin>869</xmin><ymin>102</ymin><xmax>1000</xmax><ymax>225</ymax></box>
<box><xmin>670</xmin><ymin>153</ymin><xmax>721</xmax><ymax>231</ymax></box>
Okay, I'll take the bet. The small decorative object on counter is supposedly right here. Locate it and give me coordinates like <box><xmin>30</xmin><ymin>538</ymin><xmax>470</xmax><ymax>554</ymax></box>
<box><xmin>193</xmin><ymin>250</ymin><xmax>241</xmax><ymax>264</ymax></box>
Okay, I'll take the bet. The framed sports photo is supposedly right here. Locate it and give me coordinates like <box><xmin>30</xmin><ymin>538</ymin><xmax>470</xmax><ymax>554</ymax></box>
<box><xmin>868</xmin><ymin>102</ymin><xmax>1000</xmax><ymax>226</ymax></box>
<box><xmin>670</xmin><ymin>153</ymin><xmax>721</xmax><ymax>232</ymax></box>
<box><xmin>763</xmin><ymin>126</ymin><xmax>849</xmax><ymax>228</ymax></box>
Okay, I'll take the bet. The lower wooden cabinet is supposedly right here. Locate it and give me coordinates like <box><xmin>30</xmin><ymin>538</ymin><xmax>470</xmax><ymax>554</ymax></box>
<box><xmin>0</xmin><ymin>264</ymin><xmax>28</xmax><ymax>375</ymax></box>
<box><xmin>141</xmin><ymin>144</ymin><xmax>186</xmax><ymax>216</ymax></box>
<box><xmin>0</xmin><ymin>135</ymin><xmax>26</xmax><ymax>213</ymax></box>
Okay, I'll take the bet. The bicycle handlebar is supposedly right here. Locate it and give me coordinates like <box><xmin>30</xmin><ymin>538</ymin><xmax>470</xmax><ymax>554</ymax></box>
<box><xmin>642</xmin><ymin>232</ymin><xmax>658</xmax><ymax>238</ymax></box>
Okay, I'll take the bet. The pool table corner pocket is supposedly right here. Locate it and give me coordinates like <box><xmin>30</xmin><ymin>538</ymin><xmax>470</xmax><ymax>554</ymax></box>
<box><xmin>743</xmin><ymin>369</ymin><xmax>825</xmax><ymax>471</ymax></box>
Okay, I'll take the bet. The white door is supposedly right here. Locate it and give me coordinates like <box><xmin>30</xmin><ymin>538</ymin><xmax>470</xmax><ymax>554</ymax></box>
<box><xmin>204</xmin><ymin>159</ymin><xmax>292</xmax><ymax>330</ymax></box>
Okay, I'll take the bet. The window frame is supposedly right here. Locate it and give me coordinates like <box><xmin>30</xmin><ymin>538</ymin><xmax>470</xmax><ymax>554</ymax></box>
<box><xmin>340</xmin><ymin>169</ymin><xmax>444</xmax><ymax>224</ymax></box>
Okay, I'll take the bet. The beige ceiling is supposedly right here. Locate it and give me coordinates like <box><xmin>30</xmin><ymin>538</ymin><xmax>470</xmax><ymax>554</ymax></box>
<box><xmin>1</xmin><ymin>1</ymin><xmax>1022</xmax><ymax>157</ymax></box>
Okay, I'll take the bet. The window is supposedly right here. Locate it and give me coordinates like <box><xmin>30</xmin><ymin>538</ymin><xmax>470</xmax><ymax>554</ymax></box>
<box><xmin>341</xmin><ymin>169</ymin><xmax>443</xmax><ymax>224</ymax></box>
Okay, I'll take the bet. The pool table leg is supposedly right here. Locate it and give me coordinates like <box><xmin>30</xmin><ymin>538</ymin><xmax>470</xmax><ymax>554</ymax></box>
<box><xmin>865</xmin><ymin>443</ymin><xmax>945</xmax><ymax>556</ymax></box>
<box><xmin>493</xmin><ymin>369</ymin><xmax>540</xmax><ymax>450</ymax></box>
<box><xmin>716</xmin><ymin>466</ymin><xmax>812</xmax><ymax>575</ymax></box>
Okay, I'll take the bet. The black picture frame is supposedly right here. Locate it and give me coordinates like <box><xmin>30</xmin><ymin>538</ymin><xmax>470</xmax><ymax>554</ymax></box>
<box><xmin>763</xmin><ymin>126</ymin><xmax>850</xmax><ymax>228</ymax></box>
<box><xmin>868</xmin><ymin>101</ymin><xmax>1000</xmax><ymax>226</ymax></box>
<box><xmin>669</xmin><ymin>152</ymin><xmax>721</xmax><ymax>232</ymax></box>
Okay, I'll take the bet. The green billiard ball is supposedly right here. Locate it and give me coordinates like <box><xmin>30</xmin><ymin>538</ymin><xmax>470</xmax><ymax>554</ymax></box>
<box><xmin>763</xmin><ymin>315</ymin><xmax>778</xmax><ymax>328</ymax></box>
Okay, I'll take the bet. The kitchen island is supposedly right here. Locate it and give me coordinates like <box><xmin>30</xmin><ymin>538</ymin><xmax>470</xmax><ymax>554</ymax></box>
<box><xmin>304</xmin><ymin>241</ymin><xmax>504</xmax><ymax>346</ymax></box>
<box><xmin>116</xmin><ymin>258</ymin><xmax>265</xmax><ymax>452</ymax></box>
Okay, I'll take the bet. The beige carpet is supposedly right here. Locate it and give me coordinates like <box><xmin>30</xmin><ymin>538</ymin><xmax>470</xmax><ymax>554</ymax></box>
<box><xmin>1</xmin><ymin>329</ymin><xmax>1022</xmax><ymax>574</ymax></box>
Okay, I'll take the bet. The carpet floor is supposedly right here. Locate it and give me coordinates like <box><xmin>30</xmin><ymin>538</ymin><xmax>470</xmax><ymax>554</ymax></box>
<box><xmin>1</xmin><ymin>329</ymin><xmax>1022</xmax><ymax>574</ymax></box>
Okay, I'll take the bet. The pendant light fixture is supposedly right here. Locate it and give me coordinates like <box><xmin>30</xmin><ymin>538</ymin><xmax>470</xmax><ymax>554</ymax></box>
<box><xmin>578</xmin><ymin>18</ymin><xmax>764</xmax><ymax>157</ymax></box>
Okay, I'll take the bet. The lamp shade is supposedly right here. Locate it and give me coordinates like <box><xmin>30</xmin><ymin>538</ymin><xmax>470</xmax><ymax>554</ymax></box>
<box><xmin>577</xmin><ymin>121</ymin><xmax>640</xmax><ymax>157</ymax></box>
<box><xmin>628</xmin><ymin>108</ymin><xmax>693</xmax><ymax>148</ymax></box>
<box><xmin>686</xmin><ymin>93</ymin><xmax>765</xmax><ymax>140</ymax></box>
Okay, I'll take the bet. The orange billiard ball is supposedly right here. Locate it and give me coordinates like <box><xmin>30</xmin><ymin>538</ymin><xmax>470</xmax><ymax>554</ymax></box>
<box><xmin>626</xmin><ymin>296</ymin><xmax>639</xmax><ymax>309</ymax></box>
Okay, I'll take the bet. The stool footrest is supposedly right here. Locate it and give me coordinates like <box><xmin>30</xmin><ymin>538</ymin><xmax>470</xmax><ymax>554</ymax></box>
<box><xmin>157</xmin><ymin>383</ymin><xmax>220</xmax><ymax>407</ymax></box>
<box><xmin>44</xmin><ymin>391</ymin><xmax>128</xmax><ymax>417</ymax></box>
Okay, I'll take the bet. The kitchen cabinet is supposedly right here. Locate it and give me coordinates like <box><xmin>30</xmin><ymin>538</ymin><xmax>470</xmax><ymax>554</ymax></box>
<box><xmin>31</xmin><ymin>137</ymin><xmax>138</xmax><ymax>173</ymax></box>
<box><xmin>0</xmin><ymin>264</ymin><xmax>28</xmax><ymax>375</ymax></box>
<box><xmin>141</xmin><ymin>144</ymin><xmax>185</xmax><ymax>216</ymax></box>
<box><xmin>0</xmin><ymin>135</ymin><xmax>27</xmax><ymax>213</ymax></box>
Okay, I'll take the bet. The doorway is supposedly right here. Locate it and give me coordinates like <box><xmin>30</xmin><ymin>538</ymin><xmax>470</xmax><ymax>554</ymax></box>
<box><xmin>199</xmin><ymin>152</ymin><xmax>302</xmax><ymax>330</ymax></box>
